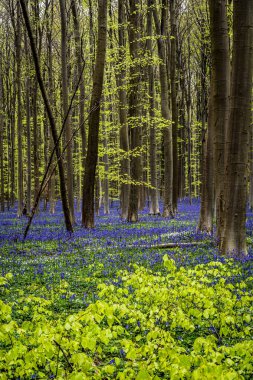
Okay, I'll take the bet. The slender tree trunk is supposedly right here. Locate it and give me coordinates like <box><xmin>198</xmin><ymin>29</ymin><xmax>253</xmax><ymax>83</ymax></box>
<box><xmin>209</xmin><ymin>0</ymin><xmax>230</xmax><ymax>240</ymax></box>
<box><xmin>46</xmin><ymin>0</ymin><xmax>56</xmax><ymax>214</ymax></box>
<box><xmin>221</xmin><ymin>0</ymin><xmax>253</xmax><ymax>255</ymax></box>
<box><xmin>16</xmin><ymin>2</ymin><xmax>23</xmax><ymax>216</ymax></box>
<box><xmin>102</xmin><ymin>113</ymin><xmax>110</xmax><ymax>214</ymax></box>
<box><xmin>26</xmin><ymin>76</ymin><xmax>31</xmax><ymax>214</ymax></box>
<box><xmin>249</xmin><ymin>125</ymin><xmax>253</xmax><ymax>210</ymax></box>
<box><xmin>82</xmin><ymin>0</ymin><xmax>107</xmax><ymax>228</ymax></box>
<box><xmin>59</xmin><ymin>0</ymin><xmax>75</xmax><ymax>223</ymax></box>
<box><xmin>20</xmin><ymin>0</ymin><xmax>73</xmax><ymax>233</ymax></box>
<box><xmin>71</xmin><ymin>0</ymin><xmax>86</xmax><ymax>173</ymax></box>
<box><xmin>152</xmin><ymin>0</ymin><xmax>174</xmax><ymax>217</ymax></box>
<box><xmin>117</xmin><ymin>0</ymin><xmax>130</xmax><ymax>219</ymax></box>
<box><xmin>33</xmin><ymin>81</ymin><xmax>40</xmax><ymax>206</ymax></box>
<box><xmin>0</xmin><ymin>69</ymin><xmax>4</xmax><ymax>212</ymax></box>
<box><xmin>127</xmin><ymin>0</ymin><xmax>142</xmax><ymax>222</ymax></box>
<box><xmin>147</xmin><ymin>0</ymin><xmax>159</xmax><ymax>215</ymax></box>
<box><xmin>170</xmin><ymin>0</ymin><xmax>178</xmax><ymax>213</ymax></box>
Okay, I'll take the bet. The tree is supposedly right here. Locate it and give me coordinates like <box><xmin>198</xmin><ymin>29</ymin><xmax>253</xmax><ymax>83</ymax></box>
<box><xmin>170</xmin><ymin>0</ymin><xmax>179</xmax><ymax>213</ymax></box>
<box><xmin>59</xmin><ymin>0</ymin><xmax>75</xmax><ymax>223</ymax></box>
<box><xmin>15</xmin><ymin>2</ymin><xmax>23</xmax><ymax>216</ymax></box>
<box><xmin>209</xmin><ymin>0</ymin><xmax>230</xmax><ymax>240</ymax></box>
<box><xmin>127</xmin><ymin>0</ymin><xmax>142</xmax><ymax>223</ymax></box>
<box><xmin>117</xmin><ymin>0</ymin><xmax>130</xmax><ymax>219</ymax></box>
<box><xmin>147</xmin><ymin>0</ymin><xmax>159</xmax><ymax>215</ymax></box>
<box><xmin>82</xmin><ymin>0</ymin><xmax>107</xmax><ymax>228</ymax></box>
<box><xmin>221</xmin><ymin>0</ymin><xmax>253</xmax><ymax>255</ymax></box>
<box><xmin>20</xmin><ymin>0</ymin><xmax>73</xmax><ymax>233</ymax></box>
<box><xmin>152</xmin><ymin>0</ymin><xmax>174</xmax><ymax>217</ymax></box>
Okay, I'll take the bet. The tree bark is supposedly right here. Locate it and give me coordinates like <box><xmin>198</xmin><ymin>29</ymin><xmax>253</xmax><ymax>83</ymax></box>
<box><xmin>20</xmin><ymin>0</ymin><xmax>73</xmax><ymax>233</ymax></box>
<box><xmin>209</xmin><ymin>0</ymin><xmax>230</xmax><ymax>240</ymax></box>
<box><xmin>198</xmin><ymin>81</ymin><xmax>214</xmax><ymax>233</ymax></box>
<box><xmin>170</xmin><ymin>0</ymin><xmax>178</xmax><ymax>213</ymax></box>
<box><xmin>152</xmin><ymin>0</ymin><xmax>174</xmax><ymax>217</ymax></box>
<box><xmin>127</xmin><ymin>0</ymin><xmax>142</xmax><ymax>222</ymax></box>
<box><xmin>82</xmin><ymin>0</ymin><xmax>107</xmax><ymax>228</ymax></box>
<box><xmin>117</xmin><ymin>0</ymin><xmax>130</xmax><ymax>219</ymax></box>
<box><xmin>71</xmin><ymin>0</ymin><xmax>86</xmax><ymax>174</ymax></box>
<box><xmin>147</xmin><ymin>0</ymin><xmax>159</xmax><ymax>215</ymax></box>
<box><xmin>59</xmin><ymin>0</ymin><xmax>75</xmax><ymax>223</ymax></box>
<box><xmin>221</xmin><ymin>0</ymin><xmax>253</xmax><ymax>255</ymax></box>
<box><xmin>16</xmin><ymin>2</ymin><xmax>24</xmax><ymax>217</ymax></box>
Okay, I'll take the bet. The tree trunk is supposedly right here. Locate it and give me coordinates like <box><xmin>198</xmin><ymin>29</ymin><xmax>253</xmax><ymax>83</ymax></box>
<box><xmin>170</xmin><ymin>0</ymin><xmax>178</xmax><ymax>214</ymax></box>
<box><xmin>82</xmin><ymin>0</ymin><xmax>107</xmax><ymax>228</ymax></box>
<box><xmin>152</xmin><ymin>0</ymin><xmax>174</xmax><ymax>217</ymax></box>
<box><xmin>198</xmin><ymin>82</ymin><xmax>214</xmax><ymax>233</ymax></box>
<box><xmin>127</xmin><ymin>0</ymin><xmax>142</xmax><ymax>222</ymax></box>
<box><xmin>117</xmin><ymin>0</ymin><xmax>130</xmax><ymax>219</ymax></box>
<box><xmin>46</xmin><ymin>0</ymin><xmax>56</xmax><ymax>214</ymax></box>
<box><xmin>59</xmin><ymin>0</ymin><xmax>75</xmax><ymax>223</ymax></box>
<box><xmin>20</xmin><ymin>0</ymin><xmax>73</xmax><ymax>233</ymax></box>
<box><xmin>147</xmin><ymin>0</ymin><xmax>159</xmax><ymax>215</ymax></box>
<box><xmin>221</xmin><ymin>0</ymin><xmax>253</xmax><ymax>255</ymax></box>
<box><xmin>209</xmin><ymin>0</ymin><xmax>230</xmax><ymax>240</ymax></box>
<box><xmin>102</xmin><ymin>113</ymin><xmax>110</xmax><ymax>214</ymax></box>
<box><xmin>16</xmin><ymin>3</ymin><xmax>24</xmax><ymax>217</ymax></box>
<box><xmin>0</xmin><ymin>68</ymin><xmax>4</xmax><ymax>212</ymax></box>
<box><xmin>71</xmin><ymin>0</ymin><xmax>86</xmax><ymax>174</ymax></box>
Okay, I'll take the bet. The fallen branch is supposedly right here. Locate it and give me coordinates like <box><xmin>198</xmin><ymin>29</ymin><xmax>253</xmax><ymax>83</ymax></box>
<box><xmin>124</xmin><ymin>241</ymin><xmax>213</xmax><ymax>249</ymax></box>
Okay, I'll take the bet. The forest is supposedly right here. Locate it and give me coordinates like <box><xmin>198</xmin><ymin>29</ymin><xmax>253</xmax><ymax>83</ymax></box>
<box><xmin>0</xmin><ymin>0</ymin><xmax>253</xmax><ymax>378</ymax></box>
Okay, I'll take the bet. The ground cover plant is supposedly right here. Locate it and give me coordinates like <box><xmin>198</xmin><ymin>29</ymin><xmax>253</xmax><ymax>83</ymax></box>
<box><xmin>0</xmin><ymin>199</ymin><xmax>253</xmax><ymax>379</ymax></box>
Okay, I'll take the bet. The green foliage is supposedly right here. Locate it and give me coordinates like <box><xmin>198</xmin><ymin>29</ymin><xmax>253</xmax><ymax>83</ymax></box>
<box><xmin>0</xmin><ymin>259</ymin><xmax>252</xmax><ymax>379</ymax></box>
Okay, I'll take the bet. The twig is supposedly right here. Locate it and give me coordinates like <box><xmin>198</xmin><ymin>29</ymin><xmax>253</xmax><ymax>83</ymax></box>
<box><xmin>53</xmin><ymin>340</ymin><xmax>73</xmax><ymax>371</ymax></box>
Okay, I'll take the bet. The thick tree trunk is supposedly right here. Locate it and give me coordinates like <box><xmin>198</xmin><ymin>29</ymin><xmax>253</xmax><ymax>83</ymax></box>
<box><xmin>127</xmin><ymin>0</ymin><xmax>142</xmax><ymax>222</ymax></box>
<box><xmin>221</xmin><ymin>0</ymin><xmax>253</xmax><ymax>255</ymax></box>
<box><xmin>209</xmin><ymin>0</ymin><xmax>230</xmax><ymax>240</ymax></box>
<box><xmin>59</xmin><ymin>0</ymin><xmax>75</xmax><ymax>223</ymax></box>
<box><xmin>152</xmin><ymin>1</ymin><xmax>174</xmax><ymax>217</ymax></box>
<box><xmin>82</xmin><ymin>0</ymin><xmax>107</xmax><ymax>228</ymax></box>
<box><xmin>198</xmin><ymin>82</ymin><xmax>214</xmax><ymax>233</ymax></box>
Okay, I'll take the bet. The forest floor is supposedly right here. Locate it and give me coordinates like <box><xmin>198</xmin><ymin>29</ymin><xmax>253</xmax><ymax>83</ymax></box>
<box><xmin>0</xmin><ymin>199</ymin><xmax>253</xmax><ymax>379</ymax></box>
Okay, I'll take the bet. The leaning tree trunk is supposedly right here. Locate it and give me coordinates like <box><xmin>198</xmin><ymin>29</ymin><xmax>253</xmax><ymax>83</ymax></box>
<box><xmin>221</xmin><ymin>0</ymin><xmax>253</xmax><ymax>255</ymax></box>
<box><xmin>82</xmin><ymin>0</ymin><xmax>107</xmax><ymax>228</ymax></box>
<box><xmin>59</xmin><ymin>0</ymin><xmax>75</xmax><ymax>223</ymax></box>
<box><xmin>152</xmin><ymin>0</ymin><xmax>174</xmax><ymax>217</ymax></box>
<box><xmin>20</xmin><ymin>0</ymin><xmax>73</xmax><ymax>233</ymax></box>
<box><xmin>209</xmin><ymin>0</ymin><xmax>230</xmax><ymax>241</ymax></box>
<box><xmin>127</xmin><ymin>0</ymin><xmax>142</xmax><ymax>222</ymax></box>
<box><xmin>117</xmin><ymin>0</ymin><xmax>130</xmax><ymax>219</ymax></box>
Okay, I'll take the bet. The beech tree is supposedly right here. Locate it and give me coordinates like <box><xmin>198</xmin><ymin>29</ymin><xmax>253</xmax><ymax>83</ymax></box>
<box><xmin>127</xmin><ymin>0</ymin><xmax>142</xmax><ymax>222</ymax></box>
<box><xmin>82</xmin><ymin>0</ymin><xmax>107</xmax><ymax>228</ymax></box>
<box><xmin>221</xmin><ymin>0</ymin><xmax>253</xmax><ymax>255</ymax></box>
